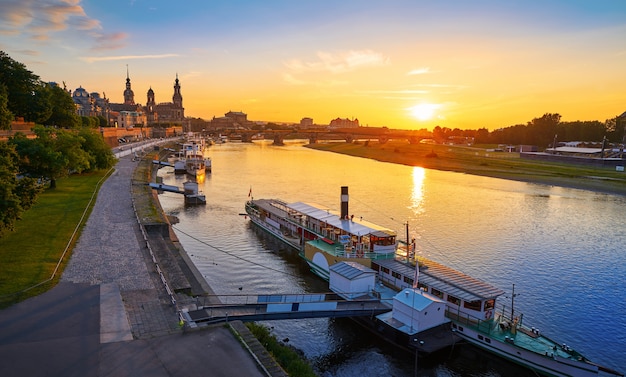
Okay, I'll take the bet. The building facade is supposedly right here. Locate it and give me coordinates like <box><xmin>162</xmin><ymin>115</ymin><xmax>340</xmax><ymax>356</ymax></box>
<box><xmin>72</xmin><ymin>69</ymin><xmax>184</xmax><ymax>126</ymax></box>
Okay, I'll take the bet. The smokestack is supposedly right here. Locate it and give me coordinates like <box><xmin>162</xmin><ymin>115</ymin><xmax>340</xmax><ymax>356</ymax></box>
<box><xmin>340</xmin><ymin>186</ymin><xmax>349</xmax><ymax>220</ymax></box>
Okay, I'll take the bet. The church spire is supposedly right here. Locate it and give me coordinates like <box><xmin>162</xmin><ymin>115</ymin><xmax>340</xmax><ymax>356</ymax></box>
<box><xmin>123</xmin><ymin>65</ymin><xmax>135</xmax><ymax>105</ymax></box>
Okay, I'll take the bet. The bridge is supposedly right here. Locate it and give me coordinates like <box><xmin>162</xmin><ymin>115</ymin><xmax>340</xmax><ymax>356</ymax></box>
<box><xmin>230</xmin><ymin>127</ymin><xmax>431</xmax><ymax>145</ymax></box>
<box><xmin>182</xmin><ymin>293</ymin><xmax>391</xmax><ymax>326</ymax></box>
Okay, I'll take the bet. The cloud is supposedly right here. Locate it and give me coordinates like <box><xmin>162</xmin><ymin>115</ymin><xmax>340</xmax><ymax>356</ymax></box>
<box><xmin>407</xmin><ymin>67</ymin><xmax>430</xmax><ymax>75</ymax></box>
<box><xmin>80</xmin><ymin>53</ymin><xmax>180</xmax><ymax>63</ymax></box>
<box><xmin>284</xmin><ymin>49</ymin><xmax>389</xmax><ymax>74</ymax></box>
<box><xmin>0</xmin><ymin>1</ymin><xmax>101</xmax><ymax>35</ymax></box>
<box><xmin>90</xmin><ymin>32</ymin><xmax>129</xmax><ymax>51</ymax></box>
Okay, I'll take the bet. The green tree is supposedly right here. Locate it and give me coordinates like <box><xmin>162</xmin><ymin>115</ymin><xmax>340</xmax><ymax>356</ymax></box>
<box><xmin>0</xmin><ymin>51</ymin><xmax>42</xmax><ymax>122</ymax></box>
<box><xmin>78</xmin><ymin>128</ymin><xmax>116</xmax><ymax>170</ymax></box>
<box><xmin>0</xmin><ymin>142</ymin><xmax>21</xmax><ymax>236</ymax></box>
<box><xmin>25</xmin><ymin>83</ymin><xmax>53</xmax><ymax>124</ymax></box>
<box><xmin>54</xmin><ymin>130</ymin><xmax>91</xmax><ymax>174</ymax></box>
<box><xmin>10</xmin><ymin>126</ymin><xmax>68</xmax><ymax>189</ymax></box>
<box><xmin>0</xmin><ymin>142</ymin><xmax>42</xmax><ymax>237</ymax></box>
<box><xmin>0</xmin><ymin>83</ymin><xmax>13</xmax><ymax>130</ymax></box>
<box><xmin>46</xmin><ymin>84</ymin><xmax>80</xmax><ymax>128</ymax></box>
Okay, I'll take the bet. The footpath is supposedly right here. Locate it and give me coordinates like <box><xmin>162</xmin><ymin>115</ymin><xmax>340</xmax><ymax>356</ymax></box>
<box><xmin>0</xmin><ymin>151</ymin><xmax>288</xmax><ymax>377</ymax></box>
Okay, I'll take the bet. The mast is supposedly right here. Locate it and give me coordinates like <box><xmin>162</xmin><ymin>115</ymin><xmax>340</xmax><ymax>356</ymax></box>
<box><xmin>406</xmin><ymin>221</ymin><xmax>410</xmax><ymax>263</ymax></box>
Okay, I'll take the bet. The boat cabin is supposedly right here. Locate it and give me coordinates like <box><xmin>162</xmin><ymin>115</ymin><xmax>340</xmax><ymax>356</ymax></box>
<box><xmin>372</xmin><ymin>258</ymin><xmax>504</xmax><ymax>321</ymax></box>
<box><xmin>285</xmin><ymin>202</ymin><xmax>398</xmax><ymax>255</ymax></box>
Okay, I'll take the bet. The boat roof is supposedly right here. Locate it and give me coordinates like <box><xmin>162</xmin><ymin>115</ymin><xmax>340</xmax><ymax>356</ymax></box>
<box><xmin>287</xmin><ymin>202</ymin><xmax>397</xmax><ymax>238</ymax></box>
<box><xmin>330</xmin><ymin>261</ymin><xmax>376</xmax><ymax>280</ymax></box>
<box><xmin>376</xmin><ymin>258</ymin><xmax>504</xmax><ymax>302</ymax></box>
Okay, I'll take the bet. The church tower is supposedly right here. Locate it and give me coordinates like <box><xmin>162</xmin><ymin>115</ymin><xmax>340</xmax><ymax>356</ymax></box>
<box><xmin>146</xmin><ymin>87</ymin><xmax>157</xmax><ymax>123</ymax></box>
<box><xmin>146</xmin><ymin>87</ymin><xmax>155</xmax><ymax>111</ymax></box>
<box><xmin>172</xmin><ymin>73</ymin><xmax>183</xmax><ymax>108</ymax></box>
<box><xmin>123</xmin><ymin>65</ymin><xmax>135</xmax><ymax>105</ymax></box>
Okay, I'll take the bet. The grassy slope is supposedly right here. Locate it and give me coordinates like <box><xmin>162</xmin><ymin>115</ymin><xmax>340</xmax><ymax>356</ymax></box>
<box><xmin>306</xmin><ymin>141</ymin><xmax>626</xmax><ymax>196</ymax></box>
<box><xmin>0</xmin><ymin>170</ymin><xmax>110</xmax><ymax>307</ymax></box>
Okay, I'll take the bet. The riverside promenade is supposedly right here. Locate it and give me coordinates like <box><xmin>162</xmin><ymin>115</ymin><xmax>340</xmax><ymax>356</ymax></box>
<box><xmin>0</xmin><ymin>148</ymin><xmax>287</xmax><ymax>377</ymax></box>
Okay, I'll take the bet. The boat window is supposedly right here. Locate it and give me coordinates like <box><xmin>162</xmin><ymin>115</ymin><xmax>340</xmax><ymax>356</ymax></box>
<box><xmin>463</xmin><ymin>300</ymin><xmax>481</xmax><ymax>311</ymax></box>
<box><xmin>404</xmin><ymin>276</ymin><xmax>413</xmax><ymax>285</ymax></box>
<box><xmin>447</xmin><ymin>295</ymin><xmax>460</xmax><ymax>306</ymax></box>
<box><xmin>418</xmin><ymin>283</ymin><xmax>428</xmax><ymax>291</ymax></box>
<box><xmin>484</xmin><ymin>299</ymin><xmax>495</xmax><ymax>310</ymax></box>
<box><xmin>431</xmin><ymin>288</ymin><xmax>443</xmax><ymax>298</ymax></box>
<box><xmin>381</xmin><ymin>267</ymin><xmax>390</xmax><ymax>274</ymax></box>
<box><xmin>391</xmin><ymin>271</ymin><xmax>401</xmax><ymax>279</ymax></box>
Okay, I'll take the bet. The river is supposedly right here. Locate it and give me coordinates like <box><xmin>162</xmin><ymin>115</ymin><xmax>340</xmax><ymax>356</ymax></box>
<box><xmin>156</xmin><ymin>140</ymin><xmax>626</xmax><ymax>377</ymax></box>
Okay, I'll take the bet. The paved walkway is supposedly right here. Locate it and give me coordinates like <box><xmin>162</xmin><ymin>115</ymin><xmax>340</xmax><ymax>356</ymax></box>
<box><xmin>0</xmin><ymin>154</ymin><xmax>273</xmax><ymax>377</ymax></box>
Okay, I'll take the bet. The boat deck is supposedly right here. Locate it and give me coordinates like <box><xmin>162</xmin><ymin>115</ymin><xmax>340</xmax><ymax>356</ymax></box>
<box><xmin>307</xmin><ymin>238</ymin><xmax>396</xmax><ymax>260</ymax></box>
<box><xmin>450</xmin><ymin>312</ymin><xmax>586</xmax><ymax>362</ymax></box>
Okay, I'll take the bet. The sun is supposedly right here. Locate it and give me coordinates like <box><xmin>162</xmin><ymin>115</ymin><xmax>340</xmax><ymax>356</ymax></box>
<box><xmin>409</xmin><ymin>103</ymin><xmax>439</xmax><ymax>121</ymax></box>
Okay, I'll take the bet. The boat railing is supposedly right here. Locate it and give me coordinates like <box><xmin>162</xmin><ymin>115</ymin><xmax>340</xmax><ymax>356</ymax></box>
<box><xmin>445</xmin><ymin>309</ymin><xmax>493</xmax><ymax>334</ymax></box>
<box><xmin>332</xmin><ymin>248</ymin><xmax>396</xmax><ymax>260</ymax></box>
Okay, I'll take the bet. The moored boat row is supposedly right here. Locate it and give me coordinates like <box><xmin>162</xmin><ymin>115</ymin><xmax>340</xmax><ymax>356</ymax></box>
<box><xmin>244</xmin><ymin>186</ymin><xmax>623</xmax><ymax>377</ymax></box>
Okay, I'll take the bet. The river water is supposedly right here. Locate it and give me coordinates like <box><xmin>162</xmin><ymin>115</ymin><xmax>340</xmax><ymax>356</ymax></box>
<box><xmin>156</xmin><ymin>140</ymin><xmax>626</xmax><ymax>377</ymax></box>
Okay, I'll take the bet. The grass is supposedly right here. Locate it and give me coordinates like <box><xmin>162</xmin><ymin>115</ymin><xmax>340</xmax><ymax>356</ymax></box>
<box><xmin>306</xmin><ymin>141</ymin><xmax>626</xmax><ymax>196</ymax></box>
<box><xmin>0</xmin><ymin>169</ymin><xmax>111</xmax><ymax>308</ymax></box>
<box><xmin>245</xmin><ymin>322</ymin><xmax>319</xmax><ymax>377</ymax></box>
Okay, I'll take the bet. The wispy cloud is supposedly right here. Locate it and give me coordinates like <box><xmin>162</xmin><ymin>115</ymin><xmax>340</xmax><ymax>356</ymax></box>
<box><xmin>0</xmin><ymin>0</ymin><xmax>101</xmax><ymax>36</ymax></box>
<box><xmin>284</xmin><ymin>50</ymin><xmax>389</xmax><ymax>74</ymax></box>
<box><xmin>90</xmin><ymin>32</ymin><xmax>129</xmax><ymax>51</ymax></box>
<box><xmin>80</xmin><ymin>53</ymin><xmax>180</xmax><ymax>63</ymax></box>
<box><xmin>407</xmin><ymin>67</ymin><xmax>430</xmax><ymax>75</ymax></box>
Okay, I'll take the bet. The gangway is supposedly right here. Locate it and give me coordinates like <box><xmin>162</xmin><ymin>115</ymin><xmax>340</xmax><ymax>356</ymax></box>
<box><xmin>148</xmin><ymin>182</ymin><xmax>184</xmax><ymax>194</ymax></box>
<box><xmin>152</xmin><ymin>159</ymin><xmax>173</xmax><ymax>167</ymax></box>
<box><xmin>182</xmin><ymin>293</ymin><xmax>391</xmax><ymax>325</ymax></box>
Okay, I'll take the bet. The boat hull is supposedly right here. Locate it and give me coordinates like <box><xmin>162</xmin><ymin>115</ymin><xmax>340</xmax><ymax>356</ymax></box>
<box><xmin>450</xmin><ymin>322</ymin><xmax>599</xmax><ymax>377</ymax></box>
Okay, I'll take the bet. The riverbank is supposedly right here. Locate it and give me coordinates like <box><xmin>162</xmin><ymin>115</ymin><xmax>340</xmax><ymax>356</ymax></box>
<box><xmin>305</xmin><ymin>141</ymin><xmax>626</xmax><ymax>196</ymax></box>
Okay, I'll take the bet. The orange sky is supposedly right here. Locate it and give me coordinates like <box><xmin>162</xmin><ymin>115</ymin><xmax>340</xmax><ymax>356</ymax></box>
<box><xmin>2</xmin><ymin>1</ymin><xmax>625</xmax><ymax>130</ymax></box>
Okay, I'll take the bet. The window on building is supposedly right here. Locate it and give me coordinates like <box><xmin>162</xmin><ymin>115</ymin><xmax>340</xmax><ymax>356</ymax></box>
<box><xmin>447</xmin><ymin>295</ymin><xmax>460</xmax><ymax>306</ymax></box>
<box><xmin>484</xmin><ymin>299</ymin><xmax>495</xmax><ymax>310</ymax></box>
<box><xmin>431</xmin><ymin>288</ymin><xmax>443</xmax><ymax>298</ymax></box>
<box><xmin>464</xmin><ymin>300</ymin><xmax>482</xmax><ymax>311</ymax></box>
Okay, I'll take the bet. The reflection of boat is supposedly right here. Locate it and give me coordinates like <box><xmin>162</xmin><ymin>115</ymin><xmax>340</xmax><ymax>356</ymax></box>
<box><xmin>245</xmin><ymin>187</ymin><xmax>623</xmax><ymax>377</ymax></box>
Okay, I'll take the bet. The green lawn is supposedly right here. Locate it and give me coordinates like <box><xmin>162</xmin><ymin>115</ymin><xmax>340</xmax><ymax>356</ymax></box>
<box><xmin>306</xmin><ymin>141</ymin><xmax>626</xmax><ymax>196</ymax></box>
<box><xmin>0</xmin><ymin>170</ymin><xmax>110</xmax><ymax>308</ymax></box>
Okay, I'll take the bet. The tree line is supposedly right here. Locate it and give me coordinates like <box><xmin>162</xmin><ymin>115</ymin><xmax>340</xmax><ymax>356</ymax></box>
<box><xmin>432</xmin><ymin>113</ymin><xmax>625</xmax><ymax>147</ymax></box>
<box><xmin>1</xmin><ymin>51</ymin><xmax>115</xmax><ymax>237</ymax></box>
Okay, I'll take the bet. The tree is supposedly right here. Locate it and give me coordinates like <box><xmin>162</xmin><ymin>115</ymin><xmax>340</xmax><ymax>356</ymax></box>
<box><xmin>78</xmin><ymin>128</ymin><xmax>116</xmax><ymax>170</ymax></box>
<box><xmin>25</xmin><ymin>83</ymin><xmax>53</xmax><ymax>124</ymax></box>
<box><xmin>0</xmin><ymin>142</ymin><xmax>42</xmax><ymax>237</ymax></box>
<box><xmin>46</xmin><ymin>84</ymin><xmax>80</xmax><ymax>128</ymax></box>
<box><xmin>0</xmin><ymin>51</ymin><xmax>42</xmax><ymax>122</ymax></box>
<box><xmin>0</xmin><ymin>83</ymin><xmax>13</xmax><ymax>130</ymax></box>
<box><xmin>10</xmin><ymin>126</ymin><xmax>68</xmax><ymax>189</ymax></box>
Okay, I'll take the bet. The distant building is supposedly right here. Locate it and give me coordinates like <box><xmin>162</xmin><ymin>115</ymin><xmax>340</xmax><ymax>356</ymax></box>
<box><xmin>329</xmin><ymin>117</ymin><xmax>359</xmax><ymax>129</ymax></box>
<box><xmin>149</xmin><ymin>74</ymin><xmax>185</xmax><ymax>124</ymax></box>
<box><xmin>117</xmin><ymin>110</ymin><xmax>147</xmax><ymax>128</ymax></box>
<box><xmin>210</xmin><ymin>111</ymin><xmax>251</xmax><ymax>129</ymax></box>
<box><xmin>300</xmin><ymin>117</ymin><xmax>313</xmax><ymax>128</ymax></box>
<box><xmin>73</xmin><ymin>68</ymin><xmax>185</xmax><ymax>126</ymax></box>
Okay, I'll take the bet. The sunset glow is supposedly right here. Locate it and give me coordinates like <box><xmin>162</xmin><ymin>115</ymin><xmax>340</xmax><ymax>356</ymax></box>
<box><xmin>410</xmin><ymin>104</ymin><xmax>440</xmax><ymax>122</ymax></box>
<box><xmin>1</xmin><ymin>1</ymin><xmax>625</xmax><ymax>130</ymax></box>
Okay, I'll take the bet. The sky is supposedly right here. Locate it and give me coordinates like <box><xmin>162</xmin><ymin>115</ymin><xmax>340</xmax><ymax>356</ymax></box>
<box><xmin>1</xmin><ymin>0</ymin><xmax>625</xmax><ymax>131</ymax></box>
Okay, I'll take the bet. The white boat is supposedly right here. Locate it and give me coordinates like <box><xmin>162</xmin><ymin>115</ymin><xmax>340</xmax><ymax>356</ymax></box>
<box><xmin>176</xmin><ymin>138</ymin><xmax>211</xmax><ymax>178</ymax></box>
<box><xmin>244</xmin><ymin>187</ymin><xmax>623</xmax><ymax>377</ymax></box>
